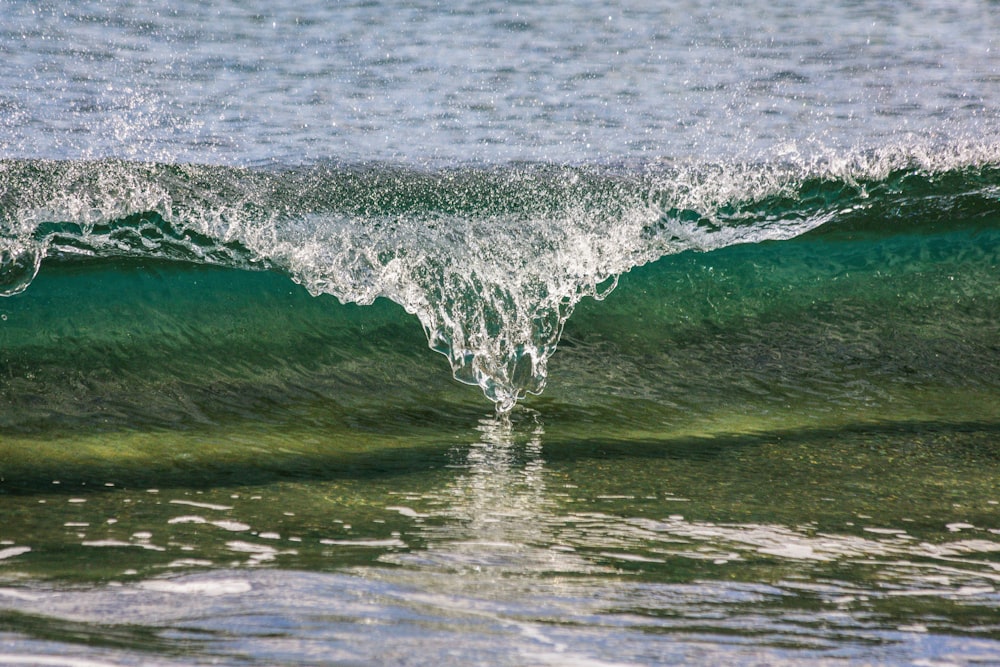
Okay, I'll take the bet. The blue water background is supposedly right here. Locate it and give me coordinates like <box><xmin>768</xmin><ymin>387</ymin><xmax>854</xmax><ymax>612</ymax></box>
<box><xmin>2</xmin><ymin>0</ymin><xmax>998</xmax><ymax>166</ymax></box>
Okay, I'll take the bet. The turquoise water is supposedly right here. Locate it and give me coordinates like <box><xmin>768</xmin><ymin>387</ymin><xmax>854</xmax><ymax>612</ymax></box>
<box><xmin>1</xmin><ymin>162</ymin><xmax>998</xmax><ymax>664</ymax></box>
<box><xmin>2</xmin><ymin>1</ymin><xmax>1000</xmax><ymax>664</ymax></box>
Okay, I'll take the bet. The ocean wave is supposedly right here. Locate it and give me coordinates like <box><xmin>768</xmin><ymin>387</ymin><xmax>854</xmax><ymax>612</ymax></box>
<box><xmin>2</xmin><ymin>141</ymin><xmax>999</xmax><ymax>410</ymax></box>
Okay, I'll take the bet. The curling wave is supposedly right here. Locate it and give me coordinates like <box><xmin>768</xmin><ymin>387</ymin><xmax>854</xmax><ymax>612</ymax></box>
<box><xmin>2</xmin><ymin>142</ymin><xmax>999</xmax><ymax>410</ymax></box>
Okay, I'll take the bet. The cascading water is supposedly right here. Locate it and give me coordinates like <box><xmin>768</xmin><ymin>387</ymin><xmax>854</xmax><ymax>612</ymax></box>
<box><xmin>3</xmin><ymin>146</ymin><xmax>998</xmax><ymax>410</ymax></box>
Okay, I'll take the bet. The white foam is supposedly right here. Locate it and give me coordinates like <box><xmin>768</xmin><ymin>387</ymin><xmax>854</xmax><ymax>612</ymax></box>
<box><xmin>169</xmin><ymin>499</ymin><xmax>234</xmax><ymax>511</ymax></box>
<box><xmin>138</xmin><ymin>578</ymin><xmax>252</xmax><ymax>596</ymax></box>
<box><xmin>0</xmin><ymin>656</ymin><xmax>123</xmax><ymax>667</ymax></box>
<box><xmin>386</xmin><ymin>505</ymin><xmax>428</xmax><ymax>518</ymax></box>
<box><xmin>210</xmin><ymin>520</ymin><xmax>251</xmax><ymax>532</ymax></box>
<box><xmin>167</xmin><ymin>515</ymin><xmax>250</xmax><ymax>531</ymax></box>
<box><xmin>5</xmin><ymin>145</ymin><xmax>998</xmax><ymax>409</ymax></box>
<box><xmin>225</xmin><ymin>541</ymin><xmax>275</xmax><ymax>554</ymax></box>
<box><xmin>863</xmin><ymin>527</ymin><xmax>908</xmax><ymax>535</ymax></box>
<box><xmin>598</xmin><ymin>552</ymin><xmax>666</xmax><ymax>564</ymax></box>
<box><xmin>0</xmin><ymin>587</ymin><xmax>42</xmax><ymax>601</ymax></box>
<box><xmin>320</xmin><ymin>538</ymin><xmax>407</xmax><ymax>548</ymax></box>
<box><xmin>0</xmin><ymin>546</ymin><xmax>31</xmax><ymax>561</ymax></box>
<box><xmin>166</xmin><ymin>559</ymin><xmax>213</xmax><ymax>568</ymax></box>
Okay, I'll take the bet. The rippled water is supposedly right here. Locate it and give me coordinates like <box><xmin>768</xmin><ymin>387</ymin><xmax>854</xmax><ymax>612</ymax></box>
<box><xmin>2</xmin><ymin>405</ymin><xmax>999</xmax><ymax>664</ymax></box>
<box><xmin>2</xmin><ymin>1</ymin><xmax>999</xmax><ymax>665</ymax></box>
<box><xmin>2</xmin><ymin>0</ymin><xmax>998</xmax><ymax>164</ymax></box>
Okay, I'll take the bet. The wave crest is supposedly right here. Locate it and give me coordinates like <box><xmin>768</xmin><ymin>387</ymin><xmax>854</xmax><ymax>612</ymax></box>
<box><xmin>2</xmin><ymin>143</ymin><xmax>998</xmax><ymax>409</ymax></box>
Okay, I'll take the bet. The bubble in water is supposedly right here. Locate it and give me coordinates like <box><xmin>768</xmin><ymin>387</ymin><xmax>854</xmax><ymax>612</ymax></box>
<box><xmin>0</xmin><ymin>242</ymin><xmax>42</xmax><ymax>297</ymax></box>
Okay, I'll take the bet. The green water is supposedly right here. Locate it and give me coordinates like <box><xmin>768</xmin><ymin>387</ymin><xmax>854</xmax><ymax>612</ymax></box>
<box><xmin>0</xmin><ymin>221</ymin><xmax>998</xmax><ymax>664</ymax></box>
<box><xmin>1</xmin><ymin>409</ymin><xmax>998</xmax><ymax>662</ymax></box>
<box><xmin>4</xmin><ymin>0</ymin><xmax>1000</xmax><ymax>660</ymax></box>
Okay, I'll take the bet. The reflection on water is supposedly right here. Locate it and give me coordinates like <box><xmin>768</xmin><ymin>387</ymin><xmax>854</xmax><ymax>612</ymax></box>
<box><xmin>376</xmin><ymin>413</ymin><xmax>1000</xmax><ymax>604</ymax></box>
<box><xmin>0</xmin><ymin>413</ymin><xmax>999</xmax><ymax>665</ymax></box>
<box><xmin>368</xmin><ymin>413</ymin><xmax>1000</xmax><ymax>664</ymax></box>
<box><xmin>382</xmin><ymin>411</ymin><xmax>606</xmax><ymax>578</ymax></box>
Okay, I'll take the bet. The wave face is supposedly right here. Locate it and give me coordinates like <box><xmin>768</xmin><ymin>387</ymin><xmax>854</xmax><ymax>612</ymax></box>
<box><xmin>2</xmin><ymin>143</ymin><xmax>999</xmax><ymax>411</ymax></box>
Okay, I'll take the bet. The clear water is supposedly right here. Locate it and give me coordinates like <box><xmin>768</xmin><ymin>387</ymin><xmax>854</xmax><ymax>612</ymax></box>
<box><xmin>1</xmin><ymin>1</ymin><xmax>999</xmax><ymax>665</ymax></box>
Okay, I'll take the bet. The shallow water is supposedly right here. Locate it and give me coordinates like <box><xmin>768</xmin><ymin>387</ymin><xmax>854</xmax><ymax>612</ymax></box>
<box><xmin>2</xmin><ymin>0</ymin><xmax>1000</xmax><ymax>665</ymax></box>
<box><xmin>2</xmin><ymin>413</ymin><xmax>1000</xmax><ymax>665</ymax></box>
<box><xmin>2</xmin><ymin>233</ymin><xmax>999</xmax><ymax>664</ymax></box>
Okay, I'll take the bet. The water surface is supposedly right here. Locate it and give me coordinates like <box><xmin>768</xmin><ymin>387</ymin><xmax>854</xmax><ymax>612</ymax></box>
<box><xmin>1</xmin><ymin>1</ymin><xmax>999</xmax><ymax>664</ymax></box>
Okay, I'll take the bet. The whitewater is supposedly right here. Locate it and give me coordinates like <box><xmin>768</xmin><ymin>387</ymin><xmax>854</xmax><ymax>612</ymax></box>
<box><xmin>1</xmin><ymin>2</ymin><xmax>999</xmax><ymax>665</ymax></box>
<box><xmin>4</xmin><ymin>142</ymin><xmax>998</xmax><ymax>411</ymax></box>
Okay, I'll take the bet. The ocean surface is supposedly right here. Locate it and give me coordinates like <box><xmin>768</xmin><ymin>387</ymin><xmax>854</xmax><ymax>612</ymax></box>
<box><xmin>1</xmin><ymin>1</ymin><xmax>999</xmax><ymax>665</ymax></box>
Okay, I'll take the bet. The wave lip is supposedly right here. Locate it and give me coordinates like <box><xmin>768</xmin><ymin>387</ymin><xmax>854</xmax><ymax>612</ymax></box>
<box><xmin>2</xmin><ymin>144</ymin><xmax>998</xmax><ymax>410</ymax></box>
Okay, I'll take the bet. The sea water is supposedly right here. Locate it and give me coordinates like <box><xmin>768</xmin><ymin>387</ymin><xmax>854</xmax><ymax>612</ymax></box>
<box><xmin>1</xmin><ymin>2</ymin><xmax>999</xmax><ymax>665</ymax></box>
